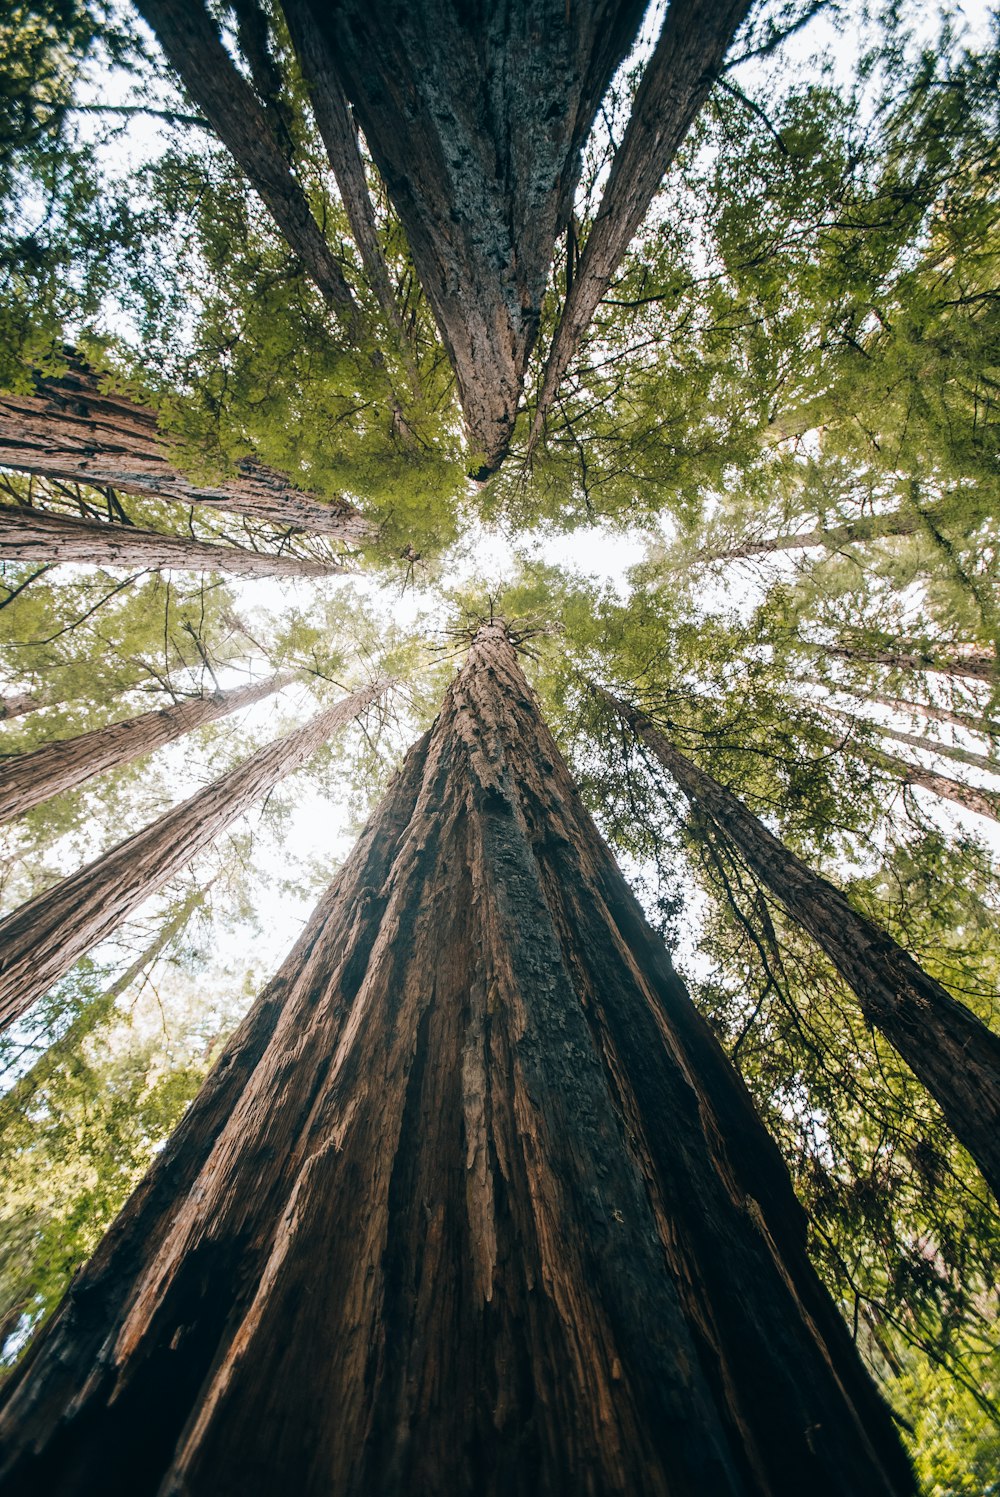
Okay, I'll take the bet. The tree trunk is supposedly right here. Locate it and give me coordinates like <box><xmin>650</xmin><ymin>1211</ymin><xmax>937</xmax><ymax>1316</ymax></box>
<box><xmin>865</xmin><ymin>691</ymin><xmax>1000</xmax><ymax>743</ymax></box>
<box><xmin>0</xmin><ymin>672</ymin><xmax>293</xmax><ymax>824</ymax></box>
<box><xmin>828</xmin><ymin>637</ymin><xmax>996</xmax><ymax>683</ymax></box>
<box><xmin>608</xmin><ymin>692</ymin><xmax>1000</xmax><ymax>1201</ymax></box>
<box><xmin>0</xmin><ymin>681</ymin><xmax>385</xmax><ymax>1032</ymax></box>
<box><xmin>133</xmin><ymin>0</ymin><xmax>360</xmax><ymax>323</ymax></box>
<box><xmin>844</xmin><ymin>734</ymin><xmax>1000</xmax><ymax>825</ymax></box>
<box><xmin>700</xmin><ymin>506</ymin><xmax>940</xmax><ymax>563</ymax></box>
<box><xmin>529</xmin><ymin>0</ymin><xmax>752</xmax><ymax>450</ymax></box>
<box><xmin>0</xmin><ymin>692</ymin><xmax>46</xmax><ymax>722</ymax></box>
<box><xmin>0</xmin><ymin>503</ymin><xmax>344</xmax><ymax>578</ymax></box>
<box><xmin>857</xmin><ymin>717</ymin><xmax>998</xmax><ymax>777</ymax></box>
<box><xmin>0</xmin><ymin>364</ymin><xmax>372</xmax><ymax>539</ymax></box>
<box><xmin>312</xmin><ymin>0</ymin><xmax>648</xmax><ymax>472</ymax></box>
<box><xmin>280</xmin><ymin>0</ymin><xmax>401</xmax><ymax>330</ymax></box>
<box><xmin>0</xmin><ymin>627</ymin><xmax>914</xmax><ymax>1496</ymax></box>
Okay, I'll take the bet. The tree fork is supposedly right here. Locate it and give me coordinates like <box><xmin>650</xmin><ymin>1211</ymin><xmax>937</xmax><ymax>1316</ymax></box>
<box><xmin>0</xmin><ymin>628</ymin><xmax>914</xmax><ymax>1495</ymax></box>
<box><xmin>0</xmin><ymin>680</ymin><xmax>387</xmax><ymax>1032</ymax></box>
<box><xmin>0</xmin><ymin>671</ymin><xmax>294</xmax><ymax>823</ymax></box>
<box><xmin>604</xmin><ymin>689</ymin><xmax>1000</xmax><ymax>1200</ymax></box>
<box><xmin>0</xmin><ymin>503</ymin><xmax>346</xmax><ymax>579</ymax></box>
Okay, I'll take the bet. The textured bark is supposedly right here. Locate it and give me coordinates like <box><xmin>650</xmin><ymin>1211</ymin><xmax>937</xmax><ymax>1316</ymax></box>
<box><xmin>0</xmin><ymin>672</ymin><xmax>293</xmax><ymax>824</ymax></box>
<box><xmin>866</xmin><ymin>691</ymin><xmax>1000</xmax><ymax>742</ymax></box>
<box><xmin>611</xmin><ymin>693</ymin><xmax>1000</xmax><ymax>1200</ymax></box>
<box><xmin>281</xmin><ymin>0</ymin><xmax>400</xmax><ymax>328</ymax></box>
<box><xmin>0</xmin><ymin>503</ymin><xmax>344</xmax><ymax>578</ymax></box>
<box><xmin>134</xmin><ymin>0</ymin><xmax>360</xmax><ymax>321</ymax></box>
<box><xmin>312</xmin><ymin>0</ymin><xmax>647</xmax><ymax>470</ymax></box>
<box><xmin>529</xmin><ymin>0</ymin><xmax>752</xmax><ymax>449</ymax></box>
<box><xmin>0</xmin><ymin>681</ymin><xmax>384</xmax><ymax>1032</ymax></box>
<box><xmin>0</xmin><ymin>366</ymin><xmax>372</xmax><ymax>539</ymax></box>
<box><xmin>0</xmin><ymin>628</ymin><xmax>914</xmax><ymax>1496</ymax></box>
<box><xmin>828</xmin><ymin>638</ymin><xmax>996</xmax><ymax>683</ymax></box>
<box><xmin>0</xmin><ymin>692</ymin><xmax>45</xmax><ymax>722</ymax></box>
<box><xmin>700</xmin><ymin>506</ymin><xmax>942</xmax><ymax>563</ymax></box>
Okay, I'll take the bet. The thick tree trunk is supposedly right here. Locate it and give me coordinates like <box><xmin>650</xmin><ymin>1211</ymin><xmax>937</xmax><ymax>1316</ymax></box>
<box><xmin>865</xmin><ymin>690</ymin><xmax>1000</xmax><ymax>742</ymax></box>
<box><xmin>0</xmin><ymin>628</ymin><xmax>914</xmax><ymax>1496</ymax></box>
<box><xmin>0</xmin><ymin>503</ymin><xmax>344</xmax><ymax>578</ymax></box>
<box><xmin>828</xmin><ymin>637</ymin><xmax>996</xmax><ymax>683</ymax></box>
<box><xmin>0</xmin><ymin>365</ymin><xmax>372</xmax><ymax>539</ymax></box>
<box><xmin>133</xmin><ymin>0</ymin><xmax>360</xmax><ymax>323</ymax></box>
<box><xmin>700</xmin><ymin>506</ymin><xmax>941</xmax><ymax>563</ymax></box>
<box><xmin>0</xmin><ymin>672</ymin><xmax>293</xmax><ymax>823</ymax></box>
<box><xmin>280</xmin><ymin>0</ymin><xmax>400</xmax><ymax>329</ymax></box>
<box><xmin>529</xmin><ymin>0</ymin><xmax>752</xmax><ymax>450</ymax></box>
<box><xmin>0</xmin><ymin>681</ymin><xmax>385</xmax><ymax>1032</ymax></box>
<box><xmin>609</xmin><ymin>692</ymin><xmax>1000</xmax><ymax>1200</ymax></box>
<box><xmin>312</xmin><ymin>0</ymin><xmax>648</xmax><ymax>471</ymax></box>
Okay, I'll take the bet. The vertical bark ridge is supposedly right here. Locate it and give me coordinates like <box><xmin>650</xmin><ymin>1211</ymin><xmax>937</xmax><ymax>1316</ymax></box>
<box><xmin>0</xmin><ymin>367</ymin><xmax>373</xmax><ymax>539</ymax></box>
<box><xmin>0</xmin><ymin>672</ymin><xmax>294</xmax><ymax>823</ymax></box>
<box><xmin>0</xmin><ymin>630</ymin><xmax>914</xmax><ymax>1496</ymax></box>
<box><xmin>608</xmin><ymin>691</ymin><xmax>1000</xmax><ymax>1200</ymax></box>
<box><xmin>529</xmin><ymin>0</ymin><xmax>752</xmax><ymax>450</ymax></box>
<box><xmin>0</xmin><ymin>680</ymin><xmax>387</xmax><ymax>1032</ymax></box>
<box><xmin>0</xmin><ymin>502</ymin><xmax>345</xmax><ymax>578</ymax></box>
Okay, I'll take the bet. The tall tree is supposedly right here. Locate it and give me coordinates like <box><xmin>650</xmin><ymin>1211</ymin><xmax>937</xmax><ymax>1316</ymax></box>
<box><xmin>604</xmin><ymin>690</ymin><xmax>1000</xmax><ymax>1198</ymax></box>
<box><xmin>0</xmin><ymin>679</ymin><xmax>386</xmax><ymax>1032</ymax></box>
<box><xmin>0</xmin><ymin>502</ymin><xmax>344</xmax><ymax>578</ymax></box>
<box><xmin>0</xmin><ymin>625</ymin><xmax>914</xmax><ymax>1495</ymax></box>
<box><xmin>0</xmin><ymin>671</ymin><xmax>292</xmax><ymax>823</ymax></box>
<box><xmin>0</xmin><ymin>361</ymin><xmax>373</xmax><ymax>539</ymax></box>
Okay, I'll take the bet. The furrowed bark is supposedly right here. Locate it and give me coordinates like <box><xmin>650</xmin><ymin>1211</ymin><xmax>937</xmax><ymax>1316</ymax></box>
<box><xmin>0</xmin><ymin>366</ymin><xmax>373</xmax><ymax>539</ymax></box>
<box><xmin>313</xmin><ymin>0</ymin><xmax>648</xmax><ymax>471</ymax></box>
<box><xmin>0</xmin><ymin>680</ymin><xmax>385</xmax><ymax>1032</ymax></box>
<box><xmin>530</xmin><ymin>0</ymin><xmax>752</xmax><ymax>450</ymax></box>
<box><xmin>608</xmin><ymin>692</ymin><xmax>1000</xmax><ymax>1201</ymax></box>
<box><xmin>0</xmin><ymin>503</ymin><xmax>344</xmax><ymax>578</ymax></box>
<box><xmin>133</xmin><ymin>0</ymin><xmax>360</xmax><ymax>322</ymax></box>
<box><xmin>0</xmin><ymin>672</ymin><xmax>293</xmax><ymax>823</ymax></box>
<box><xmin>0</xmin><ymin>627</ymin><xmax>914</xmax><ymax>1496</ymax></box>
<box><xmin>280</xmin><ymin>0</ymin><xmax>401</xmax><ymax>329</ymax></box>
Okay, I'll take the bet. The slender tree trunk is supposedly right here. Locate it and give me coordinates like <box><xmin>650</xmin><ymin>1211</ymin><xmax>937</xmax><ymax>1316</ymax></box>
<box><xmin>700</xmin><ymin>506</ymin><xmax>940</xmax><ymax>563</ymax></box>
<box><xmin>0</xmin><ymin>672</ymin><xmax>293</xmax><ymax>823</ymax></box>
<box><xmin>529</xmin><ymin>0</ymin><xmax>752</xmax><ymax>451</ymax></box>
<box><xmin>865</xmin><ymin>690</ymin><xmax>1000</xmax><ymax>742</ymax></box>
<box><xmin>133</xmin><ymin>0</ymin><xmax>360</xmax><ymax>323</ymax></box>
<box><xmin>844</xmin><ymin>734</ymin><xmax>1000</xmax><ymax>824</ymax></box>
<box><xmin>607</xmin><ymin>691</ymin><xmax>1000</xmax><ymax>1201</ymax></box>
<box><xmin>0</xmin><ymin>692</ymin><xmax>45</xmax><ymax>722</ymax></box>
<box><xmin>847</xmin><ymin>715</ymin><xmax>999</xmax><ymax>777</ymax></box>
<box><xmin>0</xmin><ymin>503</ymin><xmax>344</xmax><ymax>578</ymax></box>
<box><xmin>313</xmin><ymin>0</ymin><xmax>648</xmax><ymax>472</ymax></box>
<box><xmin>827</xmin><ymin>637</ymin><xmax>996</xmax><ymax>683</ymax></box>
<box><xmin>0</xmin><ymin>363</ymin><xmax>372</xmax><ymax>539</ymax></box>
<box><xmin>280</xmin><ymin>0</ymin><xmax>401</xmax><ymax>330</ymax></box>
<box><xmin>0</xmin><ymin>627</ymin><xmax>914</xmax><ymax>1496</ymax></box>
<box><xmin>0</xmin><ymin>681</ymin><xmax>385</xmax><ymax>1032</ymax></box>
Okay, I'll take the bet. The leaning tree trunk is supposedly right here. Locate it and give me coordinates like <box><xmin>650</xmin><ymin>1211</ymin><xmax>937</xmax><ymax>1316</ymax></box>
<box><xmin>850</xmin><ymin>715</ymin><xmax>999</xmax><ymax>777</ymax></box>
<box><xmin>0</xmin><ymin>692</ymin><xmax>46</xmax><ymax>722</ymax></box>
<box><xmin>865</xmin><ymin>690</ymin><xmax>1000</xmax><ymax>743</ymax></box>
<box><xmin>0</xmin><ymin>503</ymin><xmax>344</xmax><ymax>578</ymax></box>
<box><xmin>0</xmin><ymin>363</ymin><xmax>372</xmax><ymax>539</ymax></box>
<box><xmin>846</xmin><ymin>735</ymin><xmax>1000</xmax><ymax>824</ymax></box>
<box><xmin>608</xmin><ymin>691</ymin><xmax>1000</xmax><ymax>1200</ymax></box>
<box><xmin>0</xmin><ymin>681</ymin><xmax>385</xmax><ymax>1031</ymax></box>
<box><xmin>699</xmin><ymin>506</ymin><xmax>940</xmax><ymax>563</ymax></box>
<box><xmin>0</xmin><ymin>626</ymin><xmax>914</xmax><ymax>1496</ymax></box>
<box><xmin>0</xmin><ymin>672</ymin><xmax>293</xmax><ymax>823</ymax></box>
<box><xmin>827</xmin><ymin>637</ymin><xmax>996</xmax><ymax>683</ymax></box>
<box><xmin>310</xmin><ymin>0</ymin><xmax>647</xmax><ymax>472</ymax></box>
<box><xmin>529</xmin><ymin>0</ymin><xmax>752</xmax><ymax>450</ymax></box>
<box><xmin>133</xmin><ymin>0</ymin><xmax>360</xmax><ymax>323</ymax></box>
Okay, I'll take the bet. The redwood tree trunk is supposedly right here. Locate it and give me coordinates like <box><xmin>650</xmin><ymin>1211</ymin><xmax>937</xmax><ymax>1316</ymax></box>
<box><xmin>611</xmin><ymin>692</ymin><xmax>1000</xmax><ymax>1200</ymax></box>
<box><xmin>0</xmin><ymin>681</ymin><xmax>384</xmax><ymax>1031</ymax></box>
<box><xmin>0</xmin><ymin>672</ymin><xmax>292</xmax><ymax>823</ymax></box>
<box><xmin>848</xmin><ymin>735</ymin><xmax>1000</xmax><ymax>824</ymax></box>
<box><xmin>0</xmin><ymin>365</ymin><xmax>372</xmax><ymax>538</ymax></box>
<box><xmin>0</xmin><ymin>692</ymin><xmax>45</xmax><ymax>722</ymax></box>
<box><xmin>701</xmin><ymin>507</ymin><xmax>936</xmax><ymax>563</ymax></box>
<box><xmin>865</xmin><ymin>690</ymin><xmax>1000</xmax><ymax>742</ymax></box>
<box><xmin>0</xmin><ymin>503</ymin><xmax>344</xmax><ymax>578</ymax></box>
<box><xmin>0</xmin><ymin>629</ymin><xmax>914</xmax><ymax>1496</ymax></box>
<box><xmin>311</xmin><ymin>0</ymin><xmax>647</xmax><ymax>471</ymax></box>
<box><xmin>530</xmin><ymin>0</ymin><xmax>752</xmax><ymax>448</ymax></box>
<box><xmin>134</xmin><ymin>0</ymin><xmax>360</xmax><ymax>322</ymax></box>
<box><xmin>828</xmin><ymin>637</ymin><xmax>996</xmax><ymax>683</ymax></box>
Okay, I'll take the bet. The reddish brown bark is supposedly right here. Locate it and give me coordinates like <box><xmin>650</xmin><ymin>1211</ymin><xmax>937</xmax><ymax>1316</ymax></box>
<box><xmin>133</xmin><ymin>0</ymin><xmax>360</xmax><ymax>323</ymax></box>
<box><xmin>0</xmin><ymin>681</ymin><xmax>385</xmax><ymax>1032</ymax></box>
<box><xmin>313</xmin><ymin>0</ymin><xmax>648</xmax><ymax>470</ymax></box>
<box><xmin>0</xmin><ymin>629</ymin><xmax>914</xmax><ymax>1496</ymax></box>
<box><xmin>530</xmin><ymin>0</ymin><xmax>752</xmax><ymax>450</ymax></box>
<box><xmin>610</xmin><ymin>692</ymin><xmax>1000</xmax><ymax>1200</ymax></box>
<box><xmin>0</xmin><ymin>503</ymin><xmax>344</xmax><ymax>578</ymax></box>
<box><xmin>0</xmin><ymin>365</ymin><xmax>372</xmax><ymax>539</ymax></box>
<box><xmin>0</xmin><ymin>672</ymin><xmax>292</xmax><ymax>824</ymax></box>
